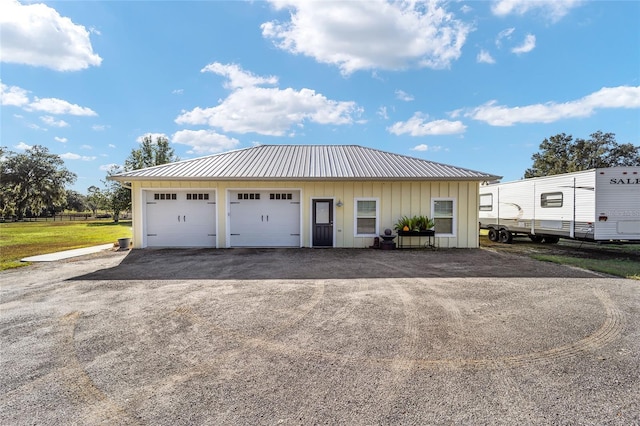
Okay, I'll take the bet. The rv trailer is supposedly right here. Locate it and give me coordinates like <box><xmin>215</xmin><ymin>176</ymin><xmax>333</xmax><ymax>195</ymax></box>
<box><xmin>479</xmin><ymin>167</ymin><xmax>640</xmax><ymax>244</ymax></box>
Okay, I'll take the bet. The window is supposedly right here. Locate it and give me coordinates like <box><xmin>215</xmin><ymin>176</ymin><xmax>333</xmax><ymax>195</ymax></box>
<box><xmin>541</xmin><ymin>192</ymin><xmax>563</xmax><ymax>208</ymax></box>
<box><xmin>432</xmin><ymin>198</ymin><xmax>455</xmax><ymax>236</ymax></box>
<box><xmin>270</xmin><ymin>193</ymin><xmax>292</xmax><ymax>200</ymax></box>
<box><xmin>479</xmin><ymin>194</ymin><xmax>493</xmax><ymax>211</ymax></box>
<box><xmin>354</xmin><ymin>198</ymin><xmax>378</xmax><ymax>236</ymax></box>
<box><xmin>154</xmin><ymin>193</ymin><xmax>177</xmax><ymax>200</ymax></box>
<box><xmin>237</xmin><ymin>193</ymin><xmax>260</xmax><ymax>200</ymax></box>
<box><xmin>186</xmin><ymin>193</ymin><xmax>209</xmax><ymax>200</ymax></box>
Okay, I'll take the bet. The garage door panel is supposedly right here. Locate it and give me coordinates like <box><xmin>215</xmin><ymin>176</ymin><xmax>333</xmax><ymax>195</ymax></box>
<box><xmin>146</xmin><ymin>191</ymin><xmax>216</xmax><ymax>247</ymax></box>
<box><xmin>229</xmin><ymin>191</ymin><xmax>300</xmax><ymax>247</ymax></box>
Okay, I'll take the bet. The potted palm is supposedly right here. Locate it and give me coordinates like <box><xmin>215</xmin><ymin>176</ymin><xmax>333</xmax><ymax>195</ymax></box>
<box><xmin>394</xmin><ymin>215</ymin><xmax>434</xmax><ymax>235</ymax></box>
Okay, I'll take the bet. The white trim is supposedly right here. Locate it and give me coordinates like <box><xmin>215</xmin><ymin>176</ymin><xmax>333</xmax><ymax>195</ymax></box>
<box><xmin>354</xmin><ymin>197</ymin><xmax>380</xmax><ymax>237</ymax></box>
<box><xmin>431</xmin><ymin>197</ymin><xmax>456</xmax><ymax>237</ymax></box>
<box><xmin>310</xmin><ymin>197</ymin><xmax>336</xmax><ymax>247</ymax></box>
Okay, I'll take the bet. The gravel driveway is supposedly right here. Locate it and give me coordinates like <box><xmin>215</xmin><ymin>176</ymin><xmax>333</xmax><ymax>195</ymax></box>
<box><xmin>1</xmin><ymin>248</ymin><xmax>639</xmax><ymax>425</ymax></box>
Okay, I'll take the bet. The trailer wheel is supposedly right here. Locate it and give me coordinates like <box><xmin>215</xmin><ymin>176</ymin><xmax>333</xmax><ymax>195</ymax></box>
<box><xmin>488</xmin><ymin>228</ymin><xmax>499</xmax><ymax>242</ymax></box>
<box><xmin>499</xmin><ymin>229</ymin><xmax>513</xmax><ymax>244</ymax></box>
<box><xmin>542</xmin><ymin>236</ymin><xmax>559</xmax><ymax>244</ymax></box>
<box><xmin>529</xmin><ymin>235</ymin><xmax>544</xmax><ymax>243</ymax></box>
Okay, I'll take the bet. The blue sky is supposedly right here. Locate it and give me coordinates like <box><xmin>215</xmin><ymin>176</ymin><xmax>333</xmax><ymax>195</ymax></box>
<box><xmin>1</xmin><ymin>0</ymin><xmax>639</xmax><ymax>193</ymax></box>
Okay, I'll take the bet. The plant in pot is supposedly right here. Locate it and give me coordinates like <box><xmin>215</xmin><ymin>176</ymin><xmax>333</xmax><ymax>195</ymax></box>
<box><xmin>395</xmin><ymin>215</ymin><xmax>434</xmax><ymax>234</ymax></box>
<box><xmin>394</xmin><ymin>216</ymin><xmax>414</xmax><ymax>232</ymax></box>
<box><xmin>414</xmin><ymin>215</ymin><xmax>435</xmax><ymax>232</ymax></box>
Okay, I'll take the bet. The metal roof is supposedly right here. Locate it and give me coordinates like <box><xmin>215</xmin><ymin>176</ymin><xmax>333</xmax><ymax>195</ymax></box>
<box><xmin>110</xmin><ymin>145</ymin><xmax>500</xmax><ymax>181</ymax></box>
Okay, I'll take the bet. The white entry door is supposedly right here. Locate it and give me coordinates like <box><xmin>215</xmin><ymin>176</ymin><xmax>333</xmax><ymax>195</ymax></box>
<box><xmin>229</xmin><ymin>190</ymin><xmax>300</xmax><ymax>247</ymax></box>
<box><xmin>145</xmin><ymin>191</ymin><xmax>216</xmax><ymax>247</ymax></box>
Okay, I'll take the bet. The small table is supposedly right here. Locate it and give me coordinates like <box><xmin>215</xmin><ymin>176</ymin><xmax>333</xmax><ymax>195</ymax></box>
<box><xmin>397</xmin><ymin>230</ymin><xmax>436</xmax><ymax>249</ymax></box>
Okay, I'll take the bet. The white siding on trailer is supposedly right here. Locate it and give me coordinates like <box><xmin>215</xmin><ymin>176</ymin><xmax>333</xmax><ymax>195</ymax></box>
<box><xmin>594</xmin><ymin>167</ymin><xmax>640</xmax><ymax>240</ymax></box>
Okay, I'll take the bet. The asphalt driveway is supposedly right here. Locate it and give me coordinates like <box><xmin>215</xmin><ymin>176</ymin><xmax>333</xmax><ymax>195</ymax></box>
<box><xmin>1</xmin><ymin>248</ymin><xmax>639</xmax><ymax>425</ymax></box>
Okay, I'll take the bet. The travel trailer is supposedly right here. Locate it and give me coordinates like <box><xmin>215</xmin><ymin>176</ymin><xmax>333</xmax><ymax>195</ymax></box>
<box><xmin>479</xmin><ymin>167</ymin><xmax>640</xmax><ymax>243</ymax></box>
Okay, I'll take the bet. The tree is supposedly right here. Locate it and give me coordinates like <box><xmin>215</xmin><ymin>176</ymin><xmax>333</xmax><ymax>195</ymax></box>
<box><xmin>0</xmin><ymin>145</ymin><xmax>76</xmax><ymax>219</ymax></box>
<box><xmin>525</xmin><ymin>131</ymin><xmax>640</xmax><ymax>178</ymax></box>
<box><xmin>103</xmin><ymin>165</ymin><xmax>131</xmax><ymax>223</ymax></box>
<box><xmin>86</xmin><ymin>185</ymin><xmax>107</xmax><ymax>216</ymax></box>
<box><xmin>65</xmin><ymin>190</ymin><xmax>87</xmax><ymax>212</ymax></box>
<box><xmin>100</xmin><ymin>135</ymin><xmax>179</xmax><ymax>221</ymax></box>
<box><xmin>124</xmin><ymin>135</ymin><xmax>178</xmax><ymax>170</ymax></box>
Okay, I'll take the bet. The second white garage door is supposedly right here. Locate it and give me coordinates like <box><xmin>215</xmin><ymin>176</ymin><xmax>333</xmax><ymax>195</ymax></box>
<box><xmin>229</xmin><ymin>190</ymin><xmax>300</xmax><ymax>247</ymax></box>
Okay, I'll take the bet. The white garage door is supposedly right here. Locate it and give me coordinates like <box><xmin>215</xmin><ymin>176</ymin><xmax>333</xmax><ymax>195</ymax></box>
<box><xmin>145</xmin><ymin>191</ymin><xmax>216</xmax><ymax>247</ymax></box>
<box><xmin>229</xmin><ymin>190</ymin><xmax>300</xmax><ymax>247</ymax></box>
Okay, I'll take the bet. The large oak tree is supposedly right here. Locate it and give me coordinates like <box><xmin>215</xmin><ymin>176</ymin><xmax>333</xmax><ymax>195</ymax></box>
<box><xmin>0</xmin><ymin>145</ymin><xmax>76</xmax><ymax>219</ymax></box>
<box><xmin>525</xmin><ymin>131</ymin><xmax>639</xmax><ymax>178</ymax></box>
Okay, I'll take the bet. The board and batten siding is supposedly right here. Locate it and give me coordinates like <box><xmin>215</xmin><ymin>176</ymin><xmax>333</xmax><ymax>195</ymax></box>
<box><xmin>129</xmin><ymin>180</ymin><xmax>480</xmax><ymax>249</ymax></box>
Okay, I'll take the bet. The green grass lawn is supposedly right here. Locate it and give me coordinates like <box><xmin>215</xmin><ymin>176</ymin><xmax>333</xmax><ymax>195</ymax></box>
<box><xmin>0</xmin><ymin>220</ymin><xmax>132</xmax><ymax>270</ymax></box>
<box><xmin>531</xmin><ymin>254</ymin><xmax>640</xmax><ymax>280</ymax></box>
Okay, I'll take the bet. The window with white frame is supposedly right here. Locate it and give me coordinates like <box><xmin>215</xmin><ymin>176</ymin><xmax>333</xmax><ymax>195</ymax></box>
<box><xmin>354</xmin><ymin>198</ymin><xmax>378</xmax><ymax>236</ymax></box>
<box><xmin>432</xmin><ymin>198</ymin><xmax>456</xmax><ymax>236</ymax></box>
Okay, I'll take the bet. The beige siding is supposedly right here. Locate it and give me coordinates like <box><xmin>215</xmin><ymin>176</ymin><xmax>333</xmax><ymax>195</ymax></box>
<box><xmin>130</xmin><ymin>180</ymin><xmax>480</xmax><ymax>249</ymax></box>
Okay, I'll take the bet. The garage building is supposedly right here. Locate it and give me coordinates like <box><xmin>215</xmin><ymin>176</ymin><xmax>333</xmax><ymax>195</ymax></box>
<box><xmin>110</xmin><ymin>145</ymin><xmax>499</xmax><ymax>249</ymax></box>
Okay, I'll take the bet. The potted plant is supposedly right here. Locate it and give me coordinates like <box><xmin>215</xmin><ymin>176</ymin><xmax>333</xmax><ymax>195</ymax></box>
<box><xmin>395</xmin><ymin>215</ymin><xmax>434</xmax><ymax>235</ymax></box>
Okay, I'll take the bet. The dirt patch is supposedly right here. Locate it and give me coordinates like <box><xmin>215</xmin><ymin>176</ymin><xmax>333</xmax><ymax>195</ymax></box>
<box><xmin>1</xmin><ymin>247</ymin><xmax>639</xmax><ymax>424</ymax></box>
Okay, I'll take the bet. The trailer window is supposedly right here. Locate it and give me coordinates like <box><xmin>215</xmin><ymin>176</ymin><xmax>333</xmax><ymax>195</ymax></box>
<box><xmin>479</xmin><ymin>194</ymin><xmax>493</xmax><ymax>211</ymax></box>
<box><xmin>541</xmin><ymin>192</ymin><xmax>563</xmax><ymax>208</ymax></box>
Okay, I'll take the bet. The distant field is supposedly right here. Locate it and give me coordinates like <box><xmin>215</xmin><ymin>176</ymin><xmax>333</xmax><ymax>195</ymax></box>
<box><xmin>0</xmin><ymin>220</ymin><xmax>132</xmax><ymax>270</ymax></box>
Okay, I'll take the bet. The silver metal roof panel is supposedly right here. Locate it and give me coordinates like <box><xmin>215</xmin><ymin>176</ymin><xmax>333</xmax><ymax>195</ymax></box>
<box><xmin>110</xmin><ymin>145</ymin><xmax>500</xmax><ymax>181</ymax></box>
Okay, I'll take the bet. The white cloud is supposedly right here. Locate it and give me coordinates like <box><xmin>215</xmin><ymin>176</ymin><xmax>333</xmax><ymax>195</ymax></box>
<box><xmin>15</xmin><ymin>141</ymin><xmax>31</xmax><ymax>150</ymax></box>
<box><xmin>99</xmin><ymin>163</ymin><xmax>119</xmax><ymax>172</ymax></box>
<box><xmin>0</xmin><ymin>81</ymin><xmax>29</xmax><ymax>106</ymax></box>
<box><xmin>172</xmin><ymin>129</ymin><xmax>240</xmax><ymax>154</ymax></box>
<box><xmin>477</xmin><ymin>50</ymin><xmax>496</xmax><ymax>64</ymax></box>
<box><xmin>28</xmin><ymin>97</ymin><xmax>96</xmax><ymax>116</ymax></box>
<box><xmin>92</xmin><ymin>124</ymin><xmax>108</xmax><ymax>131</ymax></box>
<box><xmin>395</xmin><ymin>90</ymin><xmax>414</xmax><ymax>101</ymax></box>
<box><xmin>387</xmin><ymin>113</ymin><xmax>466</xmax><ymax>136</ymax></box>
<box><xmin>40</xmin><ymin>115</ymin><xmax>69</xmax><ymax>127</ymax></box>
<box><xmin>172</xmin><ymin>89</ymin><xmax>184</xmax><ymax>95</ymax></box>
<box><xmin>80</xmin><ymin>144</ymin><xmax>92</xmax><ymax>150</ymax></box>
<box><xmin>201</xmin><ymin>62</ymin><xmax>278</xmax><ymax>89</ymax></box>
<box><xmin>377</xmin><ymin>106</ymin><xmax>389</xmax><ymax>120</ymax></box>
<box><xmin>54</xmin><ymin>136</ymin><xmax>68</xmax><ymax>143</ymax></box>
<box><xmin>177</xmin><ymin>63</ymin><xmax>361</xmax><ymax>136</ymax></box>
<box><xmin>136</xmin><ymin>133</ymin><xmax>168</xmax><ymax>143</ymax></box>
<box><xmin>411</xmin><ymin>144</ymin><xmax>443</xmax><ymax>152</ymax></box>
<box><xmin>2</xmin><ymin>82</ymin><xmax>96</xmax><ymax>118</ymax></box>
<box><xmin>495</xmin><ymin>27</ymin><xmax>515</xmax><ymax>48</ymax></box>
<box><xmin>0</xmin><ymin>0</ymin><xmax>102</xmax><ymax>71</ymax></box>
<box><xmin>511</xmin><ymin>34</ymin><xmax>536</xmax><ymax>54</ymax></box>
<box><xmin>108</xmin><ymin>144</ymin><xmax>116</xmax><ymax>149</ymax></box>
<box><xmin>261</xmin><ymin>0</ymin><xmax>472</xmax><ymax>75</ymax></box>
<box><xmin>491</xmin><ymin>0</ymin><xmax>583</xmax><ymax>22</ymax></box>
<box><xmin>60</xmin><ymin>152</ymin><xmax>96</xmax><ymax>161</ymax></box>
<box><xmin>466</xmin><ymin>86</ymin><xmax>640</xmax><ymax>126</ymax></box>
